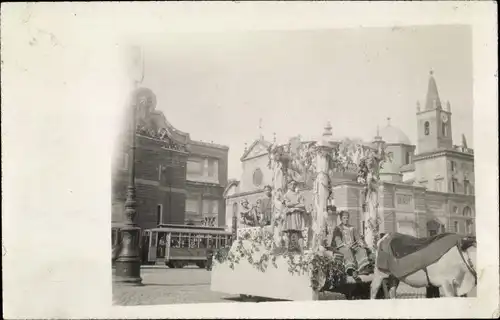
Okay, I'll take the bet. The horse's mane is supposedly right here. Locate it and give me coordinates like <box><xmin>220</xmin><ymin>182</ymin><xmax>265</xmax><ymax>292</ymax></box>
<box><xmin>459</xmin><ymin>236</ymin><xmax>477</xmax><ymax>252</ymax></box>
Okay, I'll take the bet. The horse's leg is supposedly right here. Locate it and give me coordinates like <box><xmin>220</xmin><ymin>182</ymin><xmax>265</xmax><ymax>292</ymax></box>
<box><xmin>381</xmin><ymin>278</ymin><xmax>390</xmax><ymax>299</ymax></box>
<box><xmin>370</xmin><ymin>269</ymin><xmax>385</xmax><ymax>299</ymax></box>
<box><xmin>440</xmin><ymin>281</ymin><xmax>457</xmax><ymax>297</ymax></box>
<box><xmin>388</xmin><ymin>277</ymin><xmax>399</xmax><ymax>299</ymax></box>
<box><xmin>426</xmin><ymin>285</ymin><xmax>440</xmax><ymax>298</ymax></box>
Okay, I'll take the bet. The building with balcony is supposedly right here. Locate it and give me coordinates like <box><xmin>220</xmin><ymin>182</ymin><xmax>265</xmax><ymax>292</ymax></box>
<box><xmin>112</xmin><ymin>88</ymin><xmax>228</xmax><ymax>232</ymax></box>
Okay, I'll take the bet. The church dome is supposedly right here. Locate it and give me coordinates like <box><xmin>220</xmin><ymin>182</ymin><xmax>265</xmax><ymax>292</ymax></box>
<box><xmin>379</xmin><ymin>118</ymin><xmax>411</xmax><ymax>145</ymax></box>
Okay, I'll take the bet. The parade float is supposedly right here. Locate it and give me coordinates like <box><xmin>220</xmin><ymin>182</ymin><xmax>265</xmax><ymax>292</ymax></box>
<box><xmin>210</xmin><ymin>128</ymin><xmax>391</xmax><ymax>301</ymax></box>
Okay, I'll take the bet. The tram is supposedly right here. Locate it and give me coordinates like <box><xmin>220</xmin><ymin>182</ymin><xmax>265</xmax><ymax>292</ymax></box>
<box><xmin>142</xmin><ymin>224</ymin><xmax>233</xmax><ymax>268</ymax></box>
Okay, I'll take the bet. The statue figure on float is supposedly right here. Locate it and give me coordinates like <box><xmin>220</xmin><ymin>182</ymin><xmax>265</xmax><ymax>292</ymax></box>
<box><xmin>283</xmin><ymin>179</ymin><xmax>307</xmax><ymax>252</ymax></box>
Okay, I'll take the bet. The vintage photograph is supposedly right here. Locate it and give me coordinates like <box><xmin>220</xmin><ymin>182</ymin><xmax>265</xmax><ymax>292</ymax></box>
<box><xmin>111</xmin><ymin>25</ymin><xmax>477</xmax><ymax>306</ymax></box>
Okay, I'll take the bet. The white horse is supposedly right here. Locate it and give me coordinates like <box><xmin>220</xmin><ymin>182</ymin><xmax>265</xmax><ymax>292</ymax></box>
<box><xmin>370</xmin><ymin>233</ymin><xmax>477</xmax><ymax>299</ymax></box>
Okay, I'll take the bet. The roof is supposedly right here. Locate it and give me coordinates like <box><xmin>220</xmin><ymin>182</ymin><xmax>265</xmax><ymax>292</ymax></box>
<box><xmin>189</xmin><ymin>139</ymin><xmax>229</xmax><ymax>150</ymax></box>
<box><xmin>240</xmin><ymin>138</ymin><xmax>273</xmax><ymax>161</ymax></box>
<box><xmin>148</xmin><ymin>227</ymin><xmax>232</xmax><ymax>235</ymax></box>
<box><xmin>425</xmin><ymin>70</ymin><xmax>442</xmax><ymax>110</ymax></box>
<box><xmin>379</xmin><ymin>124</ymin><xmax>412</xmax><ymax>145</ymax></box>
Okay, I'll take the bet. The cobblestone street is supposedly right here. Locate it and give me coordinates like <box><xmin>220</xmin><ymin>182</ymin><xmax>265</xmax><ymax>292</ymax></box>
<box><xmin>111</xmin><ymin>265</ymin><xmax>450</xmax><ymax>306</ymax></box>
<box><xmin>112</xmin><ymin>266</ymin><xmax>239</xmax><ymax>306</ymax></box>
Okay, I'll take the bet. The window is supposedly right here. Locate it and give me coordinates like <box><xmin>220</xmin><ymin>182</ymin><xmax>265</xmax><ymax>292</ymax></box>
<box><xmin>453</xmin><ymin>206</ymin><xmax>459</xmax><ymax>216</ymax></box>
<box><xmin>156</xmin><ymin>204</ymin><xmax>163</xmax><ymax>226</ymax></box>
<box><xmin>170</xmin><ymin>233</ymin><xmax>181</xmax><ymax>248</ymax></box>
<box><xmin>187</xmin><ymin>158</ymin><xmax>203</xmax><ymax>175</ymax></box>
<box><xmin>207</xmin><ymin>159</ymin><xmax>219</xmax><ymax>178</ymax></box>
<box><xmin>454</xmin><ymin>221</ymin><xmax>459</xmax><ymax>233</ymax></box>
<box><xmin>180</xmin><ymin>234</ymin><xmax>190</xmax><ymax>248</ymax></box>
<box><xmin>158</xmin><ymin>164</ymin><xmax>163</xmax><ymax>180</ymax></box>
<box><xmin>463</xmin><ymin>206</ymin><xmax>472</xmax><ymax>217</ymax></box>
<box><xmin>424</xmin><ymin>121</ymin><xmax>430</xmax><ymax>135</ymax></box>
<box><xmin>405</xmin><ymin>152</ymin><xmax>411</xmax><ymax>165</ymax></box>
<box><xmin>202</xmin><ymin>199</ymin><xmax>219</xmax><ymax>215</ymax></box>
<box><xmin>452</xmin><ymin>179</ymin><xmax>457</xmax><ymax>193</ymax></box>
<box><xmin>435</xmin><ymin>179</ymin><xmax>442</xmax><ymax>192</ymax></box>
<box><xmin>212</xmin><ymin>200</ymin><xmax>219</xmax><ymax>214</ymax></box>
<box><xmin>464</xmin><ymin>180</ymin><xmax>470</xmax><ymax>195</ymax></box>
<box><xmin>442</xmin><ymin>122</ymin><xmax>448</xmax><ymax>137</ymax></box>
<box><xmin>186</xmin><ymin>197</ymin><xmax>200</xmax><ymax>215</ymax></box>
<box><xmin>253</xmin><ymin>168</ymin><xmax>264</xmax><ymax>187</ymax></box>
<box><xmin>451</xmin><ymin>161</ymin><xmax>456</xmax><ymax>172</ymax></box>
<box><xmin>466</xmin><ymin>220</ymin><xmax>473</xmax><ymax>235</ymax></box>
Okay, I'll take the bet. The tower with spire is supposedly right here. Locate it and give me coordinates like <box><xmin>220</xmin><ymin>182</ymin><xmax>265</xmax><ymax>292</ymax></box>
<box><xmin>416</xmin><ymin>70</ymin><xmax>453</xmax><ymax>154</ymax></box>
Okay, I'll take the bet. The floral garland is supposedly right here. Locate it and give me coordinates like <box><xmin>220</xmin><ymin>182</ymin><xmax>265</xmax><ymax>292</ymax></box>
<box><xmin>213</xmin><ymin>227</ymin><xmax>346</xmax><ymax>291</ymax></box>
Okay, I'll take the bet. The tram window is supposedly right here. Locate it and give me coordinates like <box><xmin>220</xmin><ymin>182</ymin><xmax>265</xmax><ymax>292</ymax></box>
<box><xmin>189</xmin><ymin>234</ymin><xmax>197</xmax><ymax>248</ymax></box>
<box><xmin>215</xmin><ymin>236</ymin><xmax>220</xmax><ymax>249</ymax></box>
<box><xmin>170</xmin><ymin>233</ymin><xmax>180</xmax><ymax>248</ymax></box>
<box><xmin>207</xmin><ymin>235</ymin><xmax>213</xmax><ymax>248</ymax></box>
<box><xmin>112</xmin><ymin>230</ymin><xmax>117</xmax><ymax>245</ymax></box>
<box><xmin>181</xmin><ymin>234</ymin><xmax>190</xmax><ymax>248</ymax></box>
<box><xmin>194</xmin><ymin>234</ymin><xmax>202</xmax><ymax>248</ymax></box>
<box><xmin>221</xmin><ymin>237</ymin><xmax>226</xmax><ymax>248</ymax></box>
<box><xmin>199</xmin><ymin>235</ymin><xmax>207</xmax><ymax>248</ymax></box>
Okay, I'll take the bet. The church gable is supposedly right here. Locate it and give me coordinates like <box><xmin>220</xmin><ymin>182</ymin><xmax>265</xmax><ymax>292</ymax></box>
<box><xmin>240</xmin><ymin>139</ymin><xmax>272</xmax><ymax>161</ymax></box>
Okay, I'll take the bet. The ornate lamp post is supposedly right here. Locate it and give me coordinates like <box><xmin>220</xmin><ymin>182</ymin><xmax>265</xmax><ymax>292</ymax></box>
<box><xmin>114</xmin><ymin>46</ymin><xmax>145</xmax><ymax>286</ymax></box>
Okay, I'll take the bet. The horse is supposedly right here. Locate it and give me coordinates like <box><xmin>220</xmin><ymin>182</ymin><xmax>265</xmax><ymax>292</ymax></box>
<box><xmin>370</xmin><ymin>233</ymin><xmax>477</xmax><ymax>299</ymax></box>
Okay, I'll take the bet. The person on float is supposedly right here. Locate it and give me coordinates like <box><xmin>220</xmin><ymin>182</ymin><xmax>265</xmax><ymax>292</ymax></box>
<box><xmin>332</xmin><ymin>210</ymin><xmax>371</xmax><ymax>278</ymax></box>
<box><xmin>259</xmin><ymin>185</ymin><xmax>273</xmax><ymax>227</ymax></box>
<box><xmin>239</xmin><ymin>198</ymin><xmax>257</xmax><ymax>227</ymax></box>
<box><xmin>283</xmin><ymin>179</ymin><xmax>307</xmax><ymax>251</ymax></box>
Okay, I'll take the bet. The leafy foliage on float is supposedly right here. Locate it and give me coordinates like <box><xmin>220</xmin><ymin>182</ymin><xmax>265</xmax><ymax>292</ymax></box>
<box><xmin>213</xmin><ymin>227</ymin><xmax>346</xmax><ymax>291</ymax></box>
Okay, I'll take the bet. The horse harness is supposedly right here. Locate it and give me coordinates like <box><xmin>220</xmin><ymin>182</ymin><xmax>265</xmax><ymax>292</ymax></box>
<box><xmin>456</xmin><ymin>243</ymin><xmax>477</xmax><ymax>285</ymax></box>
<box><xmin>422</xmin><ymin>243</ymin><xmax>477</xmax><ymax>287</ymax></box>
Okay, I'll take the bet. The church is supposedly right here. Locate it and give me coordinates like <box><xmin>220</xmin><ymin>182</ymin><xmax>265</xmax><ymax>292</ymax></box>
<box><xmin>224</xmin><ymin>71</ymin><xmax>475</xmax><ymax>238</ymax></box>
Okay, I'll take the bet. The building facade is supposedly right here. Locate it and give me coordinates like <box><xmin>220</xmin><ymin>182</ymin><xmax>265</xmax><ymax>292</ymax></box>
<box><xmin>112</xmin><ymin>88</ymin><xmax>229</xmax><ymax>231</ymax></box>
<box><xmin>225</xmin><ymin>72</ymin><xmax>475</xmax><ymax>237</ymax></box>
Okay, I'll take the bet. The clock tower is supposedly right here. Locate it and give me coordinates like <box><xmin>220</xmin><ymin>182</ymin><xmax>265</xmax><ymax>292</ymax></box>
<box><xmin>416</xmin><ymin>71</ymin><xmax>453</xmax><ymax>154</ymax></box>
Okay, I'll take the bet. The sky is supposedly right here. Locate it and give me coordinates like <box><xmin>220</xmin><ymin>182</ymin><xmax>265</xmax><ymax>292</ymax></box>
<box><xmin>141</xmin><ymin>25</ymin><xmax>473</xmax><ymax>181</ymax></box>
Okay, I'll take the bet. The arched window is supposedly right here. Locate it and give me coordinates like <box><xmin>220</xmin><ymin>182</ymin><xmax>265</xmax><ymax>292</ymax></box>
<box><xmin>424</xmin><ymin>121</ymin><xmax>430</xmax><ymax>135</ymax></box>
<box><xmin>463</xmin><ymin>206</ymin><xmax>472</xmax><ymax>217</ymax></box>
<box><xmin>442</xmin><ymin>122</ymin><xmax>448</xmax><ymax>137</ymax></box>
<box><xmin>405</xmin><ymin>152</ymin><xmax>411</xmax><ymax>165</ymax></box>
<box><xmin>466</xmin><ymin>220</ymin><xmax>473</xmax><ymax>235</ymax></box>
<box><xmin>453</xmin><ymin>206</ymin><xmax>459</xmax><ymax>215</ymax></box>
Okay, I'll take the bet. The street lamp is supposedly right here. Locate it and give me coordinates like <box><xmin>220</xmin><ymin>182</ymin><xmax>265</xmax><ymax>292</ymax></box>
<box><xmin>114</xmin><ymin>46</ymin><xmax>145</xmax><ymax>286</ymax></box>
<box><xmin>113</xmin><ymin>89</ymin><xmax>144</xmax><ymax>286</ymax></box>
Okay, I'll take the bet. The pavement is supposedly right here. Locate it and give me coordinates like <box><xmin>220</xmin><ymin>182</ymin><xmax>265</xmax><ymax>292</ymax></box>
<box><xmin>112</xmin><ymin>266</ymin><xmax>240</xmax><ymax>306</ymax></box>
<box><xmin>112</xmin><ymin>266</ymin><xmax>475</xmax><ymax>306</ymax></box>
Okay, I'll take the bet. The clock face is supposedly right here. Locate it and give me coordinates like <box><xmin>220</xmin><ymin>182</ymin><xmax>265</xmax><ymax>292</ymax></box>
<box><xmin>441</xmin><ymin>113</ymin><xmax>449</xmax><ymax>123</ymax></box>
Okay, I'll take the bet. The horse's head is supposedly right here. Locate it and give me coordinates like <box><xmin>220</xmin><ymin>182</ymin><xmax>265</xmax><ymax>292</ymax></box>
<box><xmin>459</xmin><ymin>236</ymin><xmax>477</xmax><ymax>252</ymax></box>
